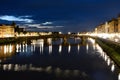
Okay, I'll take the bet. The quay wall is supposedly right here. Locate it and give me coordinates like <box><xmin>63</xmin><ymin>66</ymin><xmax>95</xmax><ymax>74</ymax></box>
<box><xmin>96</xmin><ymin>38</ymin><xmax>120</xmax><ymax>67</ymax></box>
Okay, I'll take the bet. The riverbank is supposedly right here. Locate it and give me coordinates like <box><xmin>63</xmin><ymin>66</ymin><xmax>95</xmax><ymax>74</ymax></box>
<box><xmin>96</xmin><ymin>38</ymin><xmax>120</xmax><ymax>67</ymax></box>
<box><xmin>0</xmin><ymin>36</ymin><xmax>39</xmax><ymax>44</ymax></box>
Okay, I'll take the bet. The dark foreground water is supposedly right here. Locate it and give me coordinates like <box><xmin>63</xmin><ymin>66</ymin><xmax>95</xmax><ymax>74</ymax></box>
<box><xmin>0</xmin><ymin>37</ymin><xmax>120</xmax><ymax>80</ymax></box>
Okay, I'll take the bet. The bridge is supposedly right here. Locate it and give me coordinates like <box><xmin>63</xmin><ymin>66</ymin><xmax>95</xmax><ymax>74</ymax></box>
<box><xmin>39</xmin><ymin>34</ymin><xmax>89</xmax><ymax>45</ymax></box>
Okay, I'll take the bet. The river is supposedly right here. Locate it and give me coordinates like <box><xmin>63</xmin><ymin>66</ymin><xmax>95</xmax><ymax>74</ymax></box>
<box><xmin>0</xmin><ymin>37</ymin><xmax>119</xmax><ymax>80</ymax></box>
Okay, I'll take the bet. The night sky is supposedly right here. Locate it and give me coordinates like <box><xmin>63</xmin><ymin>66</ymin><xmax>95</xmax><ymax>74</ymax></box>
<box><xmin>0</xmin><ymin>0</ymin><xmax>120</xmax><ymax>32</ymax></box>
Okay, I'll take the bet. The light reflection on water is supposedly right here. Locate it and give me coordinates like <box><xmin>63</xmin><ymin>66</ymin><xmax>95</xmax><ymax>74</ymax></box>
<box><xmin>111</xmin><ymin>64</ymin><xmax>115</xmax><ymax>72</ymax></box>
<box><xmin>59</xmin><ymin>44</ymin><xmax>62</xmax><ymax>53</ymax></box>
<box><xmin>68</xmin><ymin>44</ymin><xmax>71</xmax><ymax>53</ymax></box>
<box><xmin>39</xmin><ymin>39</ymin><xmax>44</xmax><ymax>53</ymax></box>
<box><xmin>0</xmin><ymin>63</ymin><xmax>88</xmax><ymax>78</ymax></box>
<box><xmin>0</xmin><ymin>44</ymin><xmax>15</xmax><ymax>60</ymax></box>
<box><xmin>0</xmin><ymin>37</ymin><xmax>119</xmax><ymax>80</ymax></box>
<box><xmin>118</xmin><ymin>73</ymin><xmax>120</xmax><ymax>80</ymax></box>
<box><xmin>49</xmin><ymin>45</ymin><xmax>52</xmax><ymax>54</ymax></box>
<box><xmin>77</xmin><ymin>44</ymin><xmax>80</xmax><ymax>53</ymax></box>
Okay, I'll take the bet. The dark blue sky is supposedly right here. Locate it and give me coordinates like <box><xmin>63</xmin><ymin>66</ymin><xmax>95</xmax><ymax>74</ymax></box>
<box><xmin>0</xmin><ymin>0</ymin><xmax>120</xmax><ymax>32</ymax></box>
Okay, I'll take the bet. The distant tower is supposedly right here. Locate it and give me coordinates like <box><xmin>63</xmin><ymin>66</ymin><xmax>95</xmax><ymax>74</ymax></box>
<box><xmin>11</xmin><ymin>21</ymin><xmax>16</xmax><ymax>28</ymax></box>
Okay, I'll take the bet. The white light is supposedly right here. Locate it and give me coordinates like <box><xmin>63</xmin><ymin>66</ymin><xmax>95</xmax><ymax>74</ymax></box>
<box><xmin>68</xmin><ymin>44</ymin><xmax>71</xmax><ymax>53</ymax></box>
<box><xmin>4</xmin><ymin>45</ymin><xmax>7</xmax><ymax>54</ymax></box>
<box><xmin>111</xmin><ymin>64</ymin><xmax>115</xmax><ymax>72</ymax></box>
<box><xmin>77</xmin><ymin>44</ymin><xmax>80</xmax><ymax>52</ymax></box>
<box><xmin>25</xmin><ymin>44</ymin><xmax>27</xmax><ymax>52</ymax></box>
<box><xmin>39</xmin><ymin>39</ymin><xmax>44</xmax><ymax>53</ymax></box>
<box><xmin>107</xmin><ymin>58</ymin><xmax>111</xmax><ymax>66</ymax></box>
<box><xmin>118</xmin><ymin>73</ymin><xmax>120</xmax><ymax>80</ymax></box>
<box><xmin>31</xmin><ymin>45</ymin><xmax>33</xmax><ymax>52</ymax></box>
<box><xmin>19</xmin><ymin>44</ymin><xmax>22</xmax><ymax>52</ymax></box>
<box><xmin>86</xmin><ymin>44</ymin><xmax>89</xmax><ymax>53</ymax></box>
<box><xmin>104</xmin><ymin>55</ymin><xmax>107</xmax><ymax>61</ymax></box>
<box><xmin>59</xmin><ymin>45</ymin><xmax>62</xmax><ymax>53</ymax></box>
<box><xmin>88</xmin><ymin>38</ymin><xmax>95</xmax><ymax>44</ymax></box>
<box><xmin>9</xmin><ymin>44</ymin><xmax>12</xmax><ymax>53</ymax></box>
<box><xmin>16</xmin><ymin>44</ymin><xmax>19</xmax><ymax>52</ymax></box>
<box><xmin>68</xmin><ymin>32</ymin><xmax>71</xmax><ymax>34</ymax></box>
<box><xmin>96</xmin><ymin>44</ymin><xmax>103</xmax><ymax>53</ymax></box>
<box><xmin>49</xmin><ymin>45</ymin><xmax>52</xmax><ymax>54</ymax></box>
<box><xmin>59</xmin><ymin>32</ymin><xmax>62</xmax><ymax>34</ymax></box>
<box><xmin>47</xmin><ymin>38</ymin><xmax>52</xmax><ymax>45</ymax></box>
<box><xmin>8</xmin><ymin>64</ymin><xmax>12</xmax><ymax>70</ymax></box>
<box><xmin>14</xmin><ymin>64</ymin><xmax>19</xmax><ymax>71</ymax></box>
<box><xmin>22</xmin><ymin>44</ymin><xmax>25</xmax><ymax>52</ymax></box>
<box><xmin>3</xmin><ymin>64</ymin><xmax>7</xmax><ymax>70</ymax></box>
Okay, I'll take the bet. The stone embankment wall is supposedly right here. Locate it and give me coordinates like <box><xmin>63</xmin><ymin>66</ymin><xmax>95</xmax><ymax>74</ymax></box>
<box><xmin>96</xmin><ymin>38</ymin><xmax>120</xmax><ymax>67</ymax></box>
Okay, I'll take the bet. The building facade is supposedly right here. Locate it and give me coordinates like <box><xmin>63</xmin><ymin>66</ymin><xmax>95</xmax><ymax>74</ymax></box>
<box><xmin>108</xmin><ymin>19</ymin><xmax>118</xmax><ymax>33</ymax></box>
<box><xmin>95</xmin><ymin>16</ymin><xmax>119</xmax><ymax>34</ymax></box>
<box><xmin>117</xmin><ymin>16</ymin><xmax>120</xmax><ymax>32</ymax></box>
<box><xmin>0</xmin><ymin>24</ymin><xmax>15</xmax><ymax>38</ymax></box>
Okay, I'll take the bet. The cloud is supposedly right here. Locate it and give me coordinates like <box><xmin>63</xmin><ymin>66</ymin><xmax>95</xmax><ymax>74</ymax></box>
<box><xmin>42</xmin><ymin>22</ymin><xmax>53</xmax><ymax>25</ymax></box>
<box><xmin>55</xmin><ymin>26</ymin><xmax>64</xmax><ymax>28</ymax></box>
<box><xmin>0</xmin><ymin>15</ymin><xmax>33</xmax><ymax>23</ymax></box>
<box><xmin>24</xmin><ymin>24</ymin><xmax>54</xmax><ymax>29</ymax></box>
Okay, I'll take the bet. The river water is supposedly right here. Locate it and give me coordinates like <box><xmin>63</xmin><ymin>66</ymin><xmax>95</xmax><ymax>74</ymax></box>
<box><xmin>0</xmin><ymin>37</ymin><xmax>120</xmax><ymax>80</ymax></box>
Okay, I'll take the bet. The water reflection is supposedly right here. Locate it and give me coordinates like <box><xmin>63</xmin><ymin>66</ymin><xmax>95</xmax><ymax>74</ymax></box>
<box><xmin>87</xmin><ymin>38</ymin><xmax>120</xmax><ymax>77</ymax></box>
<box><xmin>0</xmin><ymin>37</ymin><xmax>85</xmax><ymax>61</ymax></box>
<box><xmin>55</xmin><ymin>68</ymin><xmax>62</xmax><ymax>76</ymax></box>
<box><xmin>0</xmin><ymin>37</ymin><xmax>119</xmax><ymax>80</ymax></box>
<box><xmin>0</xmin><ymin>44</ymin><xmax>15</xmax><ymax>61</ymax></box>
<box><xmin>4</xmin><ymin>44</ymin><xmax>13</xmax><ymax>54</ymax></box>
<box><xmin>87</xmin><ymin>38</ymin><xmax>96</xmax><ymax>53</ymax></box>
<box><xmin>47</xmin><ymin>38</ymin><xmax>52</xmax><ymax>45</ymax></box>
<box><xmin>39</xmin><ymin>39</ymin><xmax>44</xmax><ymax>53</ymax></box>
<box><xmin>60</xmin><ymin>38</ymin><xmax>63</xmax><ymax>43</ymax></box>
<box><xmin>77</xmin><ymin>44</ymin><xmax>80</xmax><ymax>53</ymax></box>
<box><xmin>95</xmin><ymin>41</ymin><xmax>114</xmax><ymax>67</ymax></box>
<box><xmin>31</xmin><ymin>40</ymin><xmax>36</xmax><ymax>51</ymax></box>
<box><xmin>118</xmin><ymin>73</ymin><xmax>120</xmax><ymax>80</ymax></box>
<box><xmin>107</xmin><ymin>58</ymin><xmax>111</xmax><ymax>66</ymax></box>
<box><xmin>111</xmin><ymin>63</ymin><xmax>115</xmax><ymax>72</ymax></box>
<box><xmin>0</xmin><ymin>63</ymin><xmax>88</xmax><ymax>78</ymax></box>
<box><xmin>86</xmin><ymin>43</ymin><xmax>89</xmax><ymax>53</ymax></box>
<box><xmin>59</xmin><ymin>44</ymin><xmax>62</xmax><ymax>53</ymax></box>
<box><xmin>49</xmin><ymin>45</ymin><xmax>52</xmax><ymax>54</ymax></box>
<box><xmin>45</xmin><ymin>66</ymin><xmax>52</xmax><ymax>73</ymax></box>
<box><xmin>68</xmin><ymin>44</ymin><xmax>71</xmax><ymax>53</ymax></box>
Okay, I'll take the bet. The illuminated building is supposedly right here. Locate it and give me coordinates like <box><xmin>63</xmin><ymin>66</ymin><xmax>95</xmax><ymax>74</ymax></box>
<box><xmin>0</xmin><ymin>24</ymin><xmax>15</xmax><ymax>38</ymax></box>
<box><xmin>117</xmin><ymin>15</ymin><xmax>120</xmax><ymax>32</ymax></box>
<box><xmin>89</xmin><ymin>15</ymin><xmax>120</xmax><ymax>41</ymax></box>
<box><xmin>95</xmin><ymin>24</ymin><xmax>105</xmax><ymax>33</ymax></box>
<box><xmin>105</xmin><ymin>22</ymin><xmax>109</xmax><ymax>33</ymax></box>
<box><xmin>108</xmin><ymin>18</ymin><xmax>118</xmax><ymax>33</ymax></box>
<box><xmin>95</xmin><ymin>17</ymin><xmax>118</xmax><ymax>34</ymax></box>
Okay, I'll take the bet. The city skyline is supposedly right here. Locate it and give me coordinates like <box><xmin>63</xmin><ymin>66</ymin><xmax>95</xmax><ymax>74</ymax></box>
<box><xmin>0</xmin><ymin>0</ymin><xmax>120</xmax><ymax>32</ymax></box>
